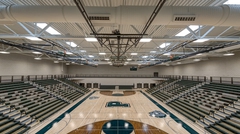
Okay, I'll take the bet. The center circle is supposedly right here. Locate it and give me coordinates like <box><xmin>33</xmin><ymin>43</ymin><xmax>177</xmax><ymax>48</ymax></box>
<box><xmin>102</xmin><ymin>120</ymin><xmax>134</xmax><ymax>134</ymax></box>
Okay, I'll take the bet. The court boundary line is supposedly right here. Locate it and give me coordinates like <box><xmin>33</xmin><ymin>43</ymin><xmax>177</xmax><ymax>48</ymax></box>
<box><xmin>36</xmin><ymin>91</ymin><xmax>96</xmax><ymax>134</ymax></box>
<box><xmin>140</xmin><ymin>91</ymin><xmax>198</xmax><ymax>134</ymax></box>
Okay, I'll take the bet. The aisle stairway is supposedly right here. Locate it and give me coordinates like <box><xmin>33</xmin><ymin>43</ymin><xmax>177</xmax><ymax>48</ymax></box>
<box><xmin>58</xmin><ymin>78</ymin><xmax>90</xmax><ymax>93</ymax></box>
<box><xmin>146</xmin><ymin>79</ymin><xmax>176</xmax><ymax>93</ymax></box>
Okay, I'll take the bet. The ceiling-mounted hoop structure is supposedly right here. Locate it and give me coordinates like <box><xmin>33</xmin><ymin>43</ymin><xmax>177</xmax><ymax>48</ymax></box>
<box><xmin>74</xmin><ymin>0</ymin><xmax>167</xmax><ymax>62</ymax></box>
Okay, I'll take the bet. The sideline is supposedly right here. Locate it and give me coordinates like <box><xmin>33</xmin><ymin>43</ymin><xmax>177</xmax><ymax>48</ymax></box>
<box><xmin>140</xmin><ymin>91</ymin><xmax>198</xmax><ymax>134</ymax></box>
<box><xmin>36</xmin><ymin>91</ymin><xmax>96</xmax><ymax>134</ymax></box>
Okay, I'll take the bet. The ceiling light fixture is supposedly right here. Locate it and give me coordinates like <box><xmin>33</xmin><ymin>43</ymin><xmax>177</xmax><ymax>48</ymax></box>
<box><xmin>127</xmin><ymin>59</ymin><xmax>132</xmax><ymax>61</ymax></box>
<box><xmin>0</xmin><ymin>51</ymin><xmax>10</xmax><ymax>54</ymax></box>
<box><xmin>34</xmin><ymin>57</ymin><xmax>42</xmax><ymax>60</ymax></box>
<box><xmin>66</xmin><ymin>63</ymin><xmax>70</xmax><ymax>65</ymax></box>
<box><xmin>224</xmin><ymin>0</ymin><xmax>240</xmax><ymax>4</ymax></box>
<box><xmin>140</xmin><ymin>38</ymin><xmax>152</xmax><ymax>42</ymax></box>
<box><xmin>25</xmin><ymin>37</ymin><xmax>42</xmax><ymax>41</ymax></box>
<box><xmin>150</xmin><ymin>51</ymin><xmax>156</xmax><ymax>53</ymax></box>
<box><xmin>36</xmin><ymin>23</ymin><xmax>47</xmax><ymax>29</ymax></box>
<box><xmin>85</xmin><ymin>38</ymin><xmax>98</xmax><ymax>42</ymax></box>
<box><xmin>45</xmin><ymin>27</ymin><xmax>61</xmax><ymax>35</ymax></box>
<box><xmin>80</xmin><ymin>50</ymin><xmax>86</xmax><ymax>52</ymax></box>
<box><xmin>66</xmin><ymin>42</ymin><xmax>77</xmax><ymax>47</ymax></box>
<box><xmin>99</xmin><ymin>52</ymin><xmax>106</xmax><ymax>55</ymax></box>
<box><xmin>193</xmin><ymin>59</ymin><xmax>201</xmax><ymax>61</ymax></box>
<box><xmin>150</xmin><ymin>59</ymin><xmax>155</xmax><ymax>61</ymax></box>
<box><xmin>175</xmin><ymin>25</ymin><xmax>200</xmax><ymax>36</ymax></box>
<box><xmin>131</xmin><ymin>53</ymin><xmax>138</xmax><ymax>55</ymax></box>
<box><xmin>88</xmin><ymin>55</ymin><xmax>94</xmax><ymax>58</ymax></box>
<box><xmin>66</xmin><ymin>52</ymin><xmax>73</xmax><ymax>55</ymax></box>
<box><xmin>105</xmin><ymin>58</ymin><xmax>110</xmax><ymax>61</ymax></box>
<box><xmin>54</xmin><ymin>61</ymin><xmax>59</xmax><ymax>63</ymax></box>
<box><xmin>223</xmin><ymin>53</ymin><xmax>234</xmax><ymax>56</ymax></box>
<box><xmin>163</xmin><ymin>53</ymin><xmax>171</xmax><ymax>56</ymax></box>
<box><xmin>32</xmin><ymin>51</ymin><xmax>42</xmax><ymax>54</ymax></box>
<box><xmin>36</xmin><ymin>23</ymin><xmax>61</xmax><ymax>35</ymax></box>
<box><xmin>160</xmin><ymin>43</ymin><xmax>171</xmax><ymax>48</ymax></box>
<box><xmin>142</xmin><ymin>56</ymin><xmax>148</xmax><ymax>58</ymax></box>
<box><xmin>193</xmin><ymin>39</ymin><xmax>209</xmax><ymax>43</ymax></box>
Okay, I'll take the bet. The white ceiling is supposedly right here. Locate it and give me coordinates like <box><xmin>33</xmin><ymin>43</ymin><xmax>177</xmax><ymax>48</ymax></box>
<box><xmin>0</xmin><ymin>0</ymin><xmax>240</xmax><ymax>67</ymax></box>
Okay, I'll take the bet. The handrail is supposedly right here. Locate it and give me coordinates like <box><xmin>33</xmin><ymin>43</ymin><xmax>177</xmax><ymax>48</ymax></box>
<box><xmin>210</xmin><ymin>76</ymin><xmax>240</xmax><ymax>85</ymax></box>
<box><xmin>0</xmin><ymin>74</ymin><xmax>240</xmax><ymax>85</ymax></box>
<box><xmin>75</xmin><ymin>74</ymin><xmax>181</xmax><ymax>78</ymax></box>
<box><xmin>182</xmin><ymin>75</ymin><xmax>207</xmax><ymax>82</ymax></box>
<box><xmin>0</xmin><ymin>74</ymin><xmax>75</xmax><ymax>83</ymax></box>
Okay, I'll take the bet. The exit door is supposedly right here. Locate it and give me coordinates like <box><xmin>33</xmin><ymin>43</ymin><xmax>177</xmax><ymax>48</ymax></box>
<box><xmin>154</xmin><ymin>72</ymin><xmax>158</xmax><ymax>77</ymax></box>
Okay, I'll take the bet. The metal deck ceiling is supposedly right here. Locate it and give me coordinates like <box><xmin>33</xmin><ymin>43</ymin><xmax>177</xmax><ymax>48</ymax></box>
<box><xmin>0</xmin><ymin>0</ymin><xmax>240</xmax><ymax>67</ymax></box>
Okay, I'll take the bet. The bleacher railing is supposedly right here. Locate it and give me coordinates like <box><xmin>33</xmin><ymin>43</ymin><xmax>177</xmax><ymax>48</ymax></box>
<box><xmin>182</xmin><ymin>75</ymin><xmax>207</xmax><ymax>82</ymax></box>
<box><xmin>210</xmin><ymin>76</ymin><xmax>240</xmax><ymax>85</ymax></box>
<box><xmin>1</xmin><ymin>74</ymin><xmax>240</xmax><ymax>85</ymax></box>
<box><xmin>75</xmin><ymin>74</ymin><xmax>182</xmax><ymax>78</ymax></box>
<box><xmin>0</xmin><ymin>74</ymin><xmax>75</xmax><ymax>83</ymax></box>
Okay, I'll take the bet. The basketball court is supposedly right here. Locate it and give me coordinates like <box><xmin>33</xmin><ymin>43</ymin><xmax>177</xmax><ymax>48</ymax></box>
<box><xmin>28</xmin><ymin>90</ymin><xmax>206</xmax><ymax>134</ymax></box>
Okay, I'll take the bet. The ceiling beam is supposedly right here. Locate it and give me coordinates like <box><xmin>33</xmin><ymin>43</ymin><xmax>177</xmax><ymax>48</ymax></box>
<box><xmin>1</xmin><ymin>34</ymin><xmax>240</xmax><ymax>41</ymax></box>
<box><xmin>38</xmin><ymin>23</ymin><xmax>53</xmax><ymax>36</ymax></box>
<box><xmin>18</xmin><ymin>22</ymin><xmax>34</xmax><ymax>36</ymax></box>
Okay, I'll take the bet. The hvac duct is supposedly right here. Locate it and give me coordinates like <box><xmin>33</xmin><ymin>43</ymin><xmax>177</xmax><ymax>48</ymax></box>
<box><xmin>0</xmin><ymin>5</ymin><xmax>240</xmax><ymax>26</ymax></box>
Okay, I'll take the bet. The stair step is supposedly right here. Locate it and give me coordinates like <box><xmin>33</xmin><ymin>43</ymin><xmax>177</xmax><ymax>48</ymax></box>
<box><xmin>28</xmin><ymin>120</ymin><xmax>38</xmax><ymax>127</ymax></box>
<box><xmin>23</xmin><ymin>118</ymin><xmax>34</xmax><ymax>125</ymax></box>
<box><xmin>216</xmin><ymin>111</ymin><xmax>229</xmax><ymax>117</ymax></box>
<box><xmin>233</xmin><ymin>105</ymin><xmax>240</xmax><ymax>110</ymax></box>
<box><xmin>11</xmin><ymin>113</ymin><xmax>22</xmax><ymax>120</ymax></box>
<box><xmin>206</xmin><ymin>116</ymin><xmax>218</xmax><ymax>123</ymax></box>
<box><xmin>212</xmin><ymin>114</ymin><xmax>224</xmax><ymax>120</ymax></box>
<box><xmin>16</xmin><ymin>115</ymin><xmax>30</xmax><ymax>122</ymax></box>
<box><xmin>226</xmin><ymin>106</ymin><xmax>239</xmax><ymax>112</ymax></box>
<box><xmin>7</xmin><ymin>111</ymin><xmax>20</xmax><ymax>118</ymax></box>
<box><xmin>204</xmin><ymin>118</ymin><xmax>214</xmax><ymax>125</ymax></box>
<box><xmin>231</xmin><ymin>117</ymin><xmax>240</xmax><ymax>124</ymax></box>
<box><xmin>0</xmin><ymin>106</ymin><xmax>8</xmax><ymax>111</ymax></box>
<box><xmin>235</xmin><ymin>101</ymin><xmax>240</xmax><ymax>105</ymax></box>
<box><xmin>196</xmin><ymin>120</ymin><xmax>208</xmax><ymax>127</ymax></box>
<box><xmin>223</xmin><ymin>109</ymin><xmax>234</xmax><ymax>115</ymax></box>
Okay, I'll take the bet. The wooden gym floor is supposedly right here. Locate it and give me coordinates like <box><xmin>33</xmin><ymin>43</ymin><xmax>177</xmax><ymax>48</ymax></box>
<box><xmin>29</xmin><ymin>90</ymin><xmax>205</xmax><ymax>134</ymax></box>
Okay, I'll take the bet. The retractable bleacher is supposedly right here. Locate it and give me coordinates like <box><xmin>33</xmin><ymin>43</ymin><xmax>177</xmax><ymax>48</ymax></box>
<box><xmin>0</xmin><ymin>78</ymin><xmax>90</xmax><ymax>133</ymax></box>
<box><xmin>149</xmin><ymin>80</ymin><xmax>240</xmax><ymax>134</ymax></box>
<box><xmin>0</xmin><ymin>82</ymin><xmax>45</xmax><ymax>133</ymax></box>
<box><xmin>150</xmin><ymin>80</ymin><xmax>202</xmax><ymax>102</ymax></box>
<box><xmin>33</xmin><ymin>79</ymin><xmax>85</xmax><ymax>102</ymax></box>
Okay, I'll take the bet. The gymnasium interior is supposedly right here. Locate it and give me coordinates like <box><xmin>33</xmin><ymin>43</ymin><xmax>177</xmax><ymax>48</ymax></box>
<box><xmin>0</xmin><ymin>0</ymin><xmax>240</xmax><ymax>133</ymax></box>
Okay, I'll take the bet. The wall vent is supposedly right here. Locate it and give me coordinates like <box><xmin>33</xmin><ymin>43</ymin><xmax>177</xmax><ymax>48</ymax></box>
<box><xmin>89</xmin><ymin>16</ymin><xmax>110</xmax><ymax>21</ymax></box>
<box><xmin>173</xmin><ymin>15</ymin><xmax>196</xmax><ymax>22</ymax></box>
